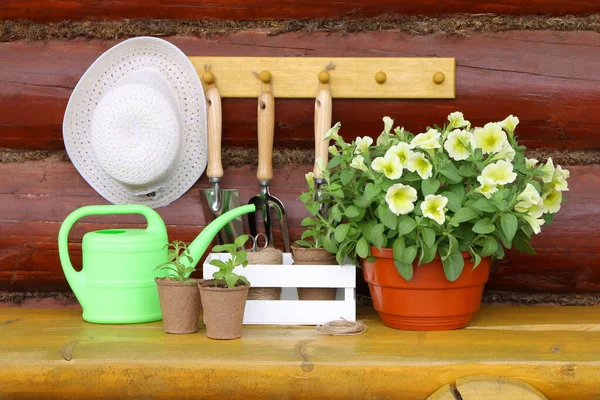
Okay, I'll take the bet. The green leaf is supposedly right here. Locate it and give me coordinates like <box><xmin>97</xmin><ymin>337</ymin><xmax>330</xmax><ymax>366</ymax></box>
<box><xmin>327</xmin><ymin>155</ymin><xmax>343</xmax><ymax>169</ymax></box>
<box><xmin>334</xmin><ymin>224</ymin><xmax>350</xmax><ymax>242</ymax></box>
<box><xmin>421</xmin><ymin>179</ymin><xmax>440</xmax><ymax>196</ymax></box>
<box><xmin>371</xmin><ymin>223</ymin><xmax>386</xmax><ymax>249</ymax></box>
<box><xmin>392</xmin><ymin>237</ymin><xmax>405</xmax><ymax>259</ymax></box>
<box><xmin>340</xmin><ymin>168</ymin><xmax>355</xmax><ymax>185</ymax></box>
<box><xmin>458</xmin><ymin>164</ymin><xmax>476</xmax><ymax>177</ymax></box>
<box><xmin>225</xmin><ymin>274</ymin><xmax>239</xmax><ymax>288</ymax></box>
<box><xmin>421</xmin><ymin>227</ymin><xmax>436</xmax><ymax>247</ymax></box>
<box><xmin>300</xmin><ymin>217</ymin><xmax>316</xmax><ymax>227</ymax></box>
<box><xmin>331</xmin><ymin>205</ymin><xmax>342</xmax><ymax>222</ymax></box>
<box><xmin>513</xmin><ymin>229</ymin><xmax>536</xmax><ymax>255</ymax></box>
<box><xmin>481</xmin><ymin>236</ymin><xmax>498</xmax><ymax>257</ymax></box>
<box><xmin>500</xmin><ymin>213</ymin><xmax>518</xmax><ymax>243</ymax></box>
<box><xmin>394</xmin><ymin>259</ymin><xmax>413</xmax><ymax>281</ymax></box>
<box><xmin>401</xmin><ymin>245</ymin><xmax>418</xmax><ymax>265</ymax></box>
<box><xmin>543</xmin><ymin>212</ymin><xmax>557</xmax><ymax>226</ymax></box>
<box><xmin>469</xmin><ymin>247</ymin><xmax>482</xmax><ymax>269</ymax></box>
<box><xmin>397</xmin><ymin>216</ymin><xmax>417</xmax><ymax>236</ymax></box>
<box><xmin>234</xmin><ymin>234</ymin><xmax>249</xmax><ymax>249</ymax></box>
<box><xmin>473</xmin><ymin>198</ymin><xmax>496</xmax><ymax>213</ymax></box>
<box><xmin>344</xmin><ymin>205</ymin><xmax>360</xmax><ymax>218</ymax></box>
<box><xmin>323</xmin><ymin>233</ymin><xmax>338</xmax><ymax>253</ymax></box>
<box><xmin>439</xmin><ymin>163</ymin><xmax>462</xmax><ymax>183</ymax></box>
<box><xmin>294</xmin><ymin>240</ymin><xmax>314</xmax><ymax>248</ymax></box>
<box><xmin>447</xmin><ymin>234</ymin><xmax>460</xmax><ymax>256</ymax></box>
<box><xmin>306</xmin><ymin>201</ymin><xmax>320</xmax><ymax>216</ymax></box>
<box><xmin>377</xmin><ymin>204</ymin><xmax>398</xmax><ymax>230</ymax></box>
<box><xmin>446</xmin><ymin>184</ymin><xmax>466</xmax><ymax>202</ymax></box>
<box><xmin>208</xmin><ymin>259</ymin><xmax>229</xmax><ymax>270</ymax></box>
<box><xmin>238</xmin><ymin>275</ymin><xmax>250</xmax><ymax>286</ymax></box>
<box><xmin>418</xmin><ymin>241</ymin><xmax>438</xmax><ymax>265</ymax></box>
<box><xmin>442</xmin><ymin>251</ymin><xmax>465</xmax><ymax>281</ymax></box>
<box><xmin>301</xmin><ymin>229</ymin><xmax>316</xmax><ymax>239</ymax></box>
<box><xmin>356</xmin><ymin>237</ymin><xmax>369</xmax><ymax>258</ymax></box>
<box><xmin>472</xmin><ymin>218</ymin><xmax>496</xmax><ymax>234</ymax></box>
<box><xmin>452</xmin><ymin>207</ymin><xmax>479</xmax><ymax>225</ymax></box>
<box><xmin>441</xmin><ymin>191</ymin><xmax>461</xmax><ymax>212</ymax></box>
<box><xmin>364</xmin><ymin>183</ymin><xmax>381</xmax><ymax>201</ymax></box>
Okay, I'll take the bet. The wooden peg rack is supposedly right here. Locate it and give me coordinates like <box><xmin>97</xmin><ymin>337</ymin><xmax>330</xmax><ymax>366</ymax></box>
<box><xmin>189</xmin><ymin>57</ymin><xmax>455</xmax><ymax>99</ymax></box>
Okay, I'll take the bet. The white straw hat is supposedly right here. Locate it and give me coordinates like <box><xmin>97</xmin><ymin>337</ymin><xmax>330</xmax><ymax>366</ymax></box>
<box><xmin>63</xmin><ymin>37</ymin><xmax>207</xmax><ymax>208</ymax></box>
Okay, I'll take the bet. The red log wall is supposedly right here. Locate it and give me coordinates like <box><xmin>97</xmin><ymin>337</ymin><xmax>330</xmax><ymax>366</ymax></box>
<box><xmin>2</xmin><ymin>31</ymin><xmax>600</xmax><ymax>151</ymax></box>
<box><xmin>1</xmin><ymin>0</ymin><xmax>598</xmax><ymax>21</ymax></box>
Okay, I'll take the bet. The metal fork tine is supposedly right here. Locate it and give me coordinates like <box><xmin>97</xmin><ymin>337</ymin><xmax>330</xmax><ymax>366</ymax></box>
<box><xmin>267</xmin><ymin>194</ymin><xmax>290</xmax><ymax>253</ymax></box>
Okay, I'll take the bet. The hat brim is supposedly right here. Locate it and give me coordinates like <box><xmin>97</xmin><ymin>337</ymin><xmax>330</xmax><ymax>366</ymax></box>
<box><xmin>63</xmin><ymin>37</ymin><xmax>207</xmax><ymax>208</ymax></box>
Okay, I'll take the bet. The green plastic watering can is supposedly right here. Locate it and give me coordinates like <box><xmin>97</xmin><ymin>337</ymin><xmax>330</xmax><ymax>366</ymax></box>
<box><xmin>58</xmin><ymin>203</ymin><xmax>255</xmax><ymax>324</ymax></box>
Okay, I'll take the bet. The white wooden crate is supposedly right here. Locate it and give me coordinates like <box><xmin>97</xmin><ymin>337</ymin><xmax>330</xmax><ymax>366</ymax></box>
<box><xmin>203</xmin><ymin>253</ymin><xmax>356</xmax><ymax>325</ymax></box>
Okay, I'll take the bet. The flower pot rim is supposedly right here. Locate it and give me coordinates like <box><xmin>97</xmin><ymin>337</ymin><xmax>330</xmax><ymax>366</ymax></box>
<box><xmin>198</xmin><ymin>279</ymin><xmax>251</xmax><ymax>292</ymax></box>
<box><xmin>368</xmin><ymin>246</ymin><xmax>474</xmax><ymax>260</ymax></box>
<box><xmin>155</xmin><ymin>277</ymin><xmax>198</xmax><ymax>286</ymax></box>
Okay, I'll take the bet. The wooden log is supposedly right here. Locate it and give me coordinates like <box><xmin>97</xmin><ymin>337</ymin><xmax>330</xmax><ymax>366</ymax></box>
<box><xmin>2</xmin><ymin>307</ymin><xmax>600</xmax><ymax>399</ymax></box>
<box><xmin>1</xmin><ymin>0</ymin><xmax>598</xmax><ymax>21</ymax></box>
<box><xmin>0</xmin><ymin>160</ymin><xmax>598</xmax><ymax>292</ymax></box>
<box><xmin>2</xmin><ymin>31</ymin><xmax>600</xmax><ymax>151</ymax></box>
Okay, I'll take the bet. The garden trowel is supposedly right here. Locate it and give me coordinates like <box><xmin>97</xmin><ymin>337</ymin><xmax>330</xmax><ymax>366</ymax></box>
<box><xmin>201</xmin><ymin>84</ymin><xmax>243</xmax><ymax>244</ymax></box>
<box><xmin>247</xmin><ymin>74</ymin><xmax>291</xmax><ymax>252</ymax></box>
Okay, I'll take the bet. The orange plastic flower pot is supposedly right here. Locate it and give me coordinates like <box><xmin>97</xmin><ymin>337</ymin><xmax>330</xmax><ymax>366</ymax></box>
<box><xmin>362</xmin><ymin>247</ymin><xmax>491</xmax><ymax>331</ymax></box>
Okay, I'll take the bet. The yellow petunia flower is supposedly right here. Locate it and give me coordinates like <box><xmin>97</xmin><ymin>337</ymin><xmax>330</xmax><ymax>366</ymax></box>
<box><xmin>354</xmin><ymin>136</ymin><xmax>373</xmax><ymax>155</ymax></box>
<box><xmin>448</xmin><ymin>111</ymin><xmax>469</xmax><ymax>129</ymax></box>
<box><xmin>540</xmin><ymin>157</ymin><xmax>555</xmax><ymax>183</ymax></box>
<box><xmin>542</xmin><ymin>187</ymin><xmax>562</xmax><ymax>214</ymax></box>
<box><xmin>474</xmin><ymin>122</ymin><xmax>507</xmax><ymax>154</ymax></box>
<box><xmin>349</xmin><ymin>155</ymin><xmax>368</xmax><ymax>172</ymax></box>
<box><xmin>481</xmin><ymin>160</ymin><xmax>517</xmax><ymax>185</ymax></box>
<box><xmin>407</xmin><ymin>152</ymin><xmax>433</xmax><ymax>179</ymax></box>
<box><xmin>552</xmin><ymin>165</ymin><xmax>570</xmax><ymax>191</ymax></box>
<box><xmin>522</xmin><ymin>215</ymin><xmax>545</xmax><ymax>235</ymax></box>
<box><xmin>475</xmin><ymin>176</ymin><xmax>498</xmax><ymax>199</ymax></box>
<box><xmin>515</xmin><ymin>183</ymin><xmax>544</xmax><ymax>218</ymax></box>
<box><xmin>500</xmin><ymin>115</ymin><xmax>520</xmax><ymax>132</ymax></box>
<box><xmin>385</xmin><ymin>184</ymin><xmax>418</xmax><ymax>216</ymax></box>
<box><xmin>420</xmin><ymin>194</ymin><xmax>449</xmax><ymax>225</ymax></box>
<box><xmin>371</xmin><ymin>153</ymin><xmax>403</xmax><ymax>179</ymax></box>
<box><xmin>386</xmin><ymin>142</ymin><xmax>414</xmax><ymax>166</ymax></box>
<box><xmin>410</xmin><ymin>129</ymin><xmax>441</xmax><ymax>150</ymax></box>
<box><xmin>443</xmin><ymin>129</ymin><xmax>475</xmax><ymax>161</ymax></box>
<box><xmin>323</xmin><ymin>122</ymin><xmax>341</xmax><ymax>141</ymax></box>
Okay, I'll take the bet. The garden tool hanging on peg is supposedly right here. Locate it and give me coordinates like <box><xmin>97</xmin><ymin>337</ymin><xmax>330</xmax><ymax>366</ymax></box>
<box><xmin>200</xmin><ymin>67</ymin><xmax>243</xmax><ymax>244</ymax></box>
<box><xmin>247</xmin><ymin>70</ymin><xmax>291</xmax><ymax>253</ymax></box>
<box><xmin>314</xmin><ymin>63</ymin><xmax>335</xmax><ymax>217</ymax></box>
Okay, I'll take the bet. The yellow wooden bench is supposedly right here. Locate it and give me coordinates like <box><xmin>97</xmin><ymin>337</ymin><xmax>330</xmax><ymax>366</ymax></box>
<box><xmin>1</xmin><ymin>306</ymin><xmax>599</xmax><ymax>399</ymax></box>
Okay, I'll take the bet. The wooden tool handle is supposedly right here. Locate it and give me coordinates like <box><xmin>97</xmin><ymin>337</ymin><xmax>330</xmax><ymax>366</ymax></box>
<box><xmin>257</xmin><ymin>89</ymin><xmax>275</xmax><ymax>182</ymax></box>
<box><xmin>314</xmin><ymin>88</ymin><xmax>332</xmax><ymax>178</ymax></box>
<box><xmin>206</xmin><ymin>87</ymin><xmax>223</xmax><ymax>179</ymax></box>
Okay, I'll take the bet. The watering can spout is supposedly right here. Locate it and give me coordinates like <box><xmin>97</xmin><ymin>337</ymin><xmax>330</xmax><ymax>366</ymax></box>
<box><xmin>186</xmin><ymin>204</ymin><xmax>256</xmax><ymax>268</ymax></box>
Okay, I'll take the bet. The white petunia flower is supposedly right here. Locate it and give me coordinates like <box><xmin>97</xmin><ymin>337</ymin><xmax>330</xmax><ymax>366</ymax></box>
<box><xmin>420</xmin><ymin>194</ymin><xmax>449</xmax><ymax>225</ymax></box>
<box><xmin>386</xmin><ymin>142</ymin><xmax>414</xmax><ymax>166</ymax></box>
<box><xmin>552</xmin><ymin>165</ymin><xmax>570</xmax><ymax>191</ymax></box>
<box><xmin>406</xmin><ymin>152</ymin><xmax>433</xmax><ymax>179</ymax></box>
<box><xmin>323</xmin><ymin>122</ymin><xmax>341</xmax><ymax>141</ymax></box>
<box><xmin>500</xmin><ymin>115</ymin><xmax>520</xmax><ymax>132</ymax></box>
<box><xmin>522</xmin><ymin>215</ymin><xmax>545</xmax><ymax>235</ymax></box>
<box><xmin>385</xmin><ymin>184</ymin><xmax>418</xmax><ymax>216</ymax></box>
<box><xmin>349</xmin><ymin>155</ymin><xmax>368</xmax><ymax>172</ymax></box>
<box><xmin>371</xmin><ymin>153</ymin><xmax>403</xmax><ymax>179</ymax></box>
<box><xmin>448</xmin><ymin>111</ymin><xmax>469</xmax><ymax>129</ymax></box>
<box><xmin>474</xmin><ymin>122</ymin><xmax>507</xmax><ymax>154</ymax></box>
<box><xmin>542</xmin><ymin>188</ymin><xmax>562</xmax><ymax>214</ymax></box>
<box><xmin>540</xmin><ymin>157</ymin><xmax>555</xmax><ymax>183</ymax></box>
<box><xmin>481</xmin><ymin>160</ymin><xmax>517</xmax><ymax>185</ymax></box>
<box><xmin>410</xmin><ymin>129</ymin><xmax>441</xmax><ymax>150</ymax></box>
<box><xmin>515</xmin><ymin>183</ymin><xmax>544</xmax><ymax>218</ymax></box>
<box><xmin>328</xmin><ymin>145</ymin><xmax>339</xmax><ymax>156</ymax></box>
<box><xmin>394</xmin><ymin>126</ymin><xmax>405</xmax><ymax>136</ymax></box>
<box><xmin>354</xmin><ymin>136</ymin><xmax>373</xmax><ymax>154</ymax></box>
<box><xmin>476</xmin><ymin>176</ymin><xmax>498</xmax><ymax>199</ymax></box>
<box><xmin>443</xmin><ymin>129</ymin><xmax>475</xmax><ymax>161</ymax></box>
<box><xmin>525</xmin><ymin>158</ymin><xmax>539</xmax><ymax>169</ymax></box>
<box><xmin>496</xmin><ymin>141</ymin><xmax>516</xmax><ymax>163</ymax></box>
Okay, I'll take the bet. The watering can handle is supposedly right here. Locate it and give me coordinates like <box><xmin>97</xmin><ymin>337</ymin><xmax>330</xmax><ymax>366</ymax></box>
<box><xmin>58</xmin><ymin>205</ymin><xmax>167</xmax><ymax>290</ymax></box>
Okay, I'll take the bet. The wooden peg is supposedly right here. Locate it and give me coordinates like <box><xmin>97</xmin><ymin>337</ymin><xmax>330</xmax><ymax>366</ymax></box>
<box><xmin>258</xmin><ymin>70</ymin><xmax>272</xmax><ymax>84</ymax></box>
<box><xmin>318</xmin><ymin>71</ymin><xmax>330</xmax><ymax>84</ymax></box>
<box><xmin>202</xmin><ymin>70</ymin><xmax>215</xmax><ymax>85</ymax></box>
<box><xmin>433</xmin><ymin>71</ymin><xmax>445</xmax><ymax>84</ymax></box>
<box><xmin>375</xmin><ymin>71</ymin><xmax>387</xmax><ymax>84</ymax></box>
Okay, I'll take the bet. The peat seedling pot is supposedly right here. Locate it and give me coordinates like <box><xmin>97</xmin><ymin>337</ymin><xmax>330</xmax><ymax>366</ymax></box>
<box><xmin>198</xmin><ymin>279</ymin><xmax>249</xmax><ymax>340</ymax></box>
<box><xmin>155</xmin><ymin>278</ymin><xmax>201</xmax><ymax>334</ymax></box>
<box><xmin>362</xmin><ymin>247</ymin><xmax>491</xmax><ymax>331</ymax></box>
<box><xmin>291</xmin><ymin>245</ymin><xmax>337</xmax><ymax>300</ymax></box>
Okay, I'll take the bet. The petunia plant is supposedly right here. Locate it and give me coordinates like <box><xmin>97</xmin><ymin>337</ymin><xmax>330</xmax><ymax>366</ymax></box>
<box><xmin>315</xmin><ymin>112</ymin><xmax>570</xmax><ymax>281</ymax></box>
